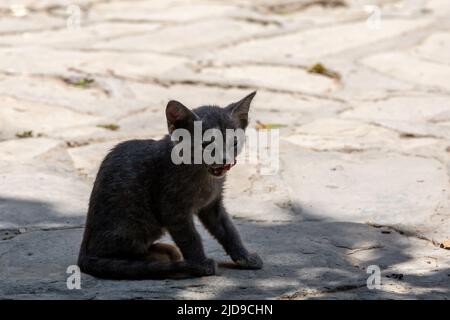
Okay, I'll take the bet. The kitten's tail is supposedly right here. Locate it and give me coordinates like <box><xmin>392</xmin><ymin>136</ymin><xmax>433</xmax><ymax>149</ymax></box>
<box><xmin>77</xmin><ymin>255</ymin><xmax>204</xmax><ymax>280</ymax></box>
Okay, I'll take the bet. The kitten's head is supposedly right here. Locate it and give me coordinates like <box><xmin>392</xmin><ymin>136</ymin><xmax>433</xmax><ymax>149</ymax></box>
<box><xmin>166</xmin><ymin>92</ymin><xmax>256</xmax><ymax>177</ymax></box>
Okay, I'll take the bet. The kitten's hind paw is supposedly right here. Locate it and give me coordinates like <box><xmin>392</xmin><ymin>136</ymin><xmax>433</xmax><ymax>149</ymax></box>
<box><xmin>235</xmin><ymin>253</ymin><xmax>263</xmax><ymax>270</ymax></box>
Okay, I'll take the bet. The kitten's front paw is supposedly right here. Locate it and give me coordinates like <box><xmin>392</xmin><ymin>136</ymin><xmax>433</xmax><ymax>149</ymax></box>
<box><xmin>191</xmin><ymin>258</ymin><xmax>217</xmax><ymax>276</ymax></box>
<box><xmin>235</xmin><ymin>253</ymin><xmax>263</xmax><ymax>270</ymax></box>
<box><xmin>202</xmin><ymin>258</ymin><xmax>217</xmax><ymax>276</ymax></box>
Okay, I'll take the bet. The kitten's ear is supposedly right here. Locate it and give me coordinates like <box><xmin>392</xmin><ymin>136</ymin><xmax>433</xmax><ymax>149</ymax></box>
<box><xmin>226</xmin><ymin>91</ymin><xmax>256</xmax><ymax>130</ymax></box>
<box><xmin>166</xmin><ymin>100</ymin><xmax>197</xmax><ymax>134</ymax></box>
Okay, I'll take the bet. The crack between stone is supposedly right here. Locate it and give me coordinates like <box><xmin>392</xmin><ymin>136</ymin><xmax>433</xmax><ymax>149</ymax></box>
<box><xmin>279</xmin><ymin>283</ymin><xmax>367</xmax><ymax>299</ymax></box>
<box><xmin>366</xmin><ymin>222</ymin><xmax>440</xmax><ymax>247</ymax></box>
<box><xmin>346</xmin><ymin>244</ymin><xmax>384</xmax><ymax>256</ymax></box>
<box><xmin>256</xmin><ymin>0</ymin><xmax>347</xmax><ymax>15</ymax></box>
<box><xmin>0</xmin><ymin>225</ymin><xmax>85</xmax><ymax>241</ymax></box>
<box><xmin>213</xmin><ymin>15</ymin><xmax>369</xmax><ymax>52</ymax></box>
<box><xmin>108</xmin><ymin>70</ymin><xmax>348</xmax><ymax>103</ymax></box>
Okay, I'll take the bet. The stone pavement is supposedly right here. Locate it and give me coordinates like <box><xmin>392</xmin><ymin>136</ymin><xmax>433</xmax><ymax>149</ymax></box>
<box><xmin>0</xmin><ymin>0</ymin><xmax>449</xmax><ymax>299</ymax></box>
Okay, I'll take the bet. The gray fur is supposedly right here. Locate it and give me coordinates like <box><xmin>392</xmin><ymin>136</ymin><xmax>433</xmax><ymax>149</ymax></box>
<box><xmin>78</xmin><ymin>92</ymin><xmax>262</xmax><ymax>279</ymax></box>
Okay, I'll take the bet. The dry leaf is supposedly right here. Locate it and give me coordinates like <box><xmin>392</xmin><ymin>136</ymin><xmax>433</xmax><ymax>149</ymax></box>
<box><xmin>255</xmin><ymin>120</ymin><xmax>287</xmax><ymax>130</ymax></box>
<box><xmin>15</xmin><ymin>130</ymin><xmax>33</xmax><ymax>138</ymax></box>
<box><xmin>440</xmin><ymin>239</ymin><xmax>450</xmax><ymax>249</ymax></box>
<box><xmin>307</xmin><ymin>63</ymin><xmax>341</xmax><ymax>80</ymax></box>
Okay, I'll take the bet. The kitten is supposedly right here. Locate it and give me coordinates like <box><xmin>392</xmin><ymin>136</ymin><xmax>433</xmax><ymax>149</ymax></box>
<box><xmin>78</xmin><ymin>92</ymin><xmax>262</xmax><ymax>279</ymax></box>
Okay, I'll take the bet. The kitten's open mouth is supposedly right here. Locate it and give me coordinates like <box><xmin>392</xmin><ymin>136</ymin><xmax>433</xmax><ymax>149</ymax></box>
<box><xmin>208</xmin><ymin>162</ymin><xmax>236</xmax><ymax>177</ymax></box>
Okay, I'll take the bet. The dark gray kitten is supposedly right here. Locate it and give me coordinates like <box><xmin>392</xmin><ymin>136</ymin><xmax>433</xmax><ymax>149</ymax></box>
<box><xmin>78</xmin><ymin>92</ymin><xmax>262</xmax><ymax>279</ymax></box>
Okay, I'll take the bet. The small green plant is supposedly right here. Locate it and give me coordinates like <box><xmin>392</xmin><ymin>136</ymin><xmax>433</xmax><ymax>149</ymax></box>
<box><xmin>97</xmin><ymin>124</ymin><xmax>120</xmax><ymax>131</ymax></box>
<box><xmin>15</xmin><ymin>130</ymin><xmax>33</xmax><ymax>138</ymax></box>
<box><xmin>63</xmin><ymin>76</ymin><xmax>95</xmax><ymax>88</ymax></box>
